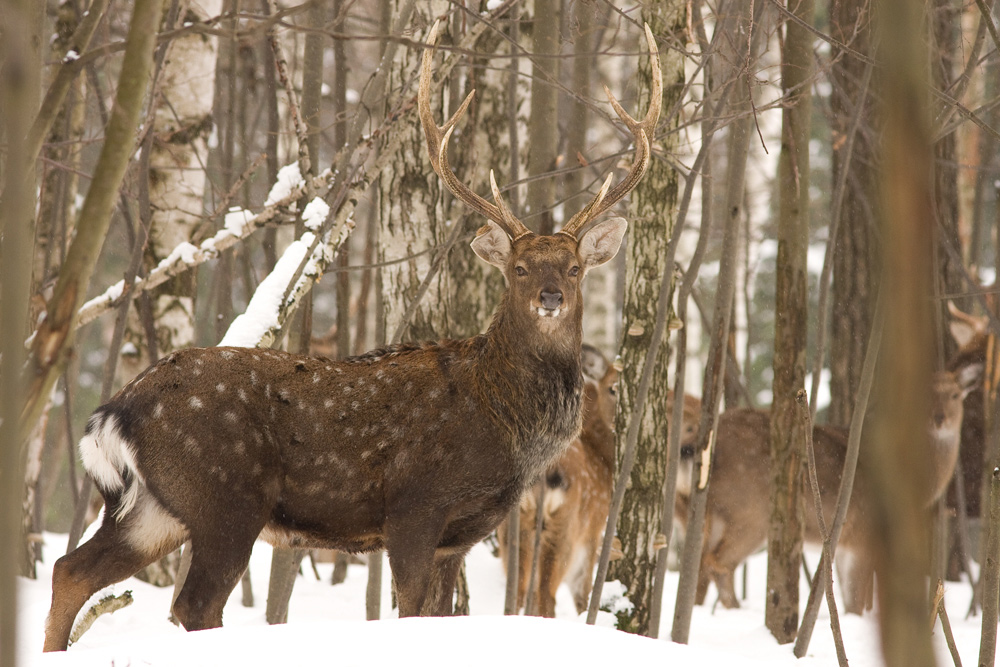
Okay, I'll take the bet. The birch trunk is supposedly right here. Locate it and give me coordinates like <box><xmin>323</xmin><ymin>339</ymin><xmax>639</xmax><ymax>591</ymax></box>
<box><xmin>121</xmin><ymin>0</ymin><xmax>223</xmax><ymax>380</ymax></box>
<box><xmin>379</xmin><ymin>6</ymin><xmax>509</xmax><ymax>343</ymax></box>
<box><xmin>607</xmin><ymin>5</ymin><xmax>686</xmax><ymax>636</ymax></box>
<box><xmin>525</xmin><ymin>0</ymin><xmax>560</xmax><ymax>235</ymax></box>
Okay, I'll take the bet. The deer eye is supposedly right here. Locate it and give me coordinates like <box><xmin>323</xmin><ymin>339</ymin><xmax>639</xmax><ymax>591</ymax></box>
<box><xmin>515</xmin><ymin>266</ymin><xmax>528</xmax><ymax>277</ymax></box>
<box><xmin>568</xmin><ymin>266</ymin><xmax>580</xmax><ymax>277</ymax></box>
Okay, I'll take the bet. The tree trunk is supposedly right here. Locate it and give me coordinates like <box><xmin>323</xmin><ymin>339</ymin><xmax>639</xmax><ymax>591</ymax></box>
<box><xmin>1</xmin><ymin>0</ymin><xmax>43</xmax><ymax>655</ymax></box>
<box><xmin>829</xmin><ymin>0</ymin><xmax>877</xmax><ymax>427</ymax></box>
<box><xmin>608</xmin><ymin>5</ymin><xmax>686</xmax><ymax>637</ymax></box>
<box><xmin>766</xmin><ymin>0</ymin><xmax>813</xmax><ymax>643</ymax></box>
<box><xmin>121</xmin><ymin>0</ymin><xmax>222</xmax><ymax>379</ymax></box>
<box><xmin>525</xmin><ymin>0</ymin><xmax>560</xmax><ymax>234</ymax></box>
<box><xmin>867</xmin><ymin>1</ymin><xmax>937</xmax><ymax>664</ymax></box>
<box><xmin>379</xmin><ymin>0</ymin><xmax>459</xmax><ymax>345</ymax></box>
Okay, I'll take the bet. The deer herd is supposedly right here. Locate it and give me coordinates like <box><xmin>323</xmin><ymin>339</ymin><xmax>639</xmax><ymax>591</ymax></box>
<box><xmin>43</xmin><ymin>20</ymin><xmax>996</xmax><ymax>652</ymax></box>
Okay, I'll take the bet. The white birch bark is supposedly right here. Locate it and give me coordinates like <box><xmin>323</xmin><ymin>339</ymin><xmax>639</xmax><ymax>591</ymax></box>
<box><xmin>121</xmin><ymin>0</ymin><xmax>223</xmax><ymax>378</ymax></box>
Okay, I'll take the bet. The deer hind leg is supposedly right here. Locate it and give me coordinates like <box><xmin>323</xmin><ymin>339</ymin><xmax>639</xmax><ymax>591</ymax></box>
<box><xmin>44</xmin><ymin>498</ymin><xmax>186</xmax><ymax>651</ymax></box>
<box><xmin>836</xmin><ymin>547</ymin><xmax>875</xmax><ymax>615</ymax></box>
<box><xmin>567</xmin><ymin>545</ymin><xmax>598</xmax><ymax>616</ymax></box>
<box><xmin>421</xmin><ymin>552</ymin><xmax>466</xmax><ymax>616</ymax></box>
<box><xmin>171</xmin><ymin>526</ymin><xmax>259</xmax><ymax>632</ymax></box>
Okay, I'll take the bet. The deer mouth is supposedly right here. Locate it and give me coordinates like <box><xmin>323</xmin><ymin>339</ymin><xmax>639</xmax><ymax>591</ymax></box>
<box><xmin>536</xmin><ymin>306</ymin><xmax>562</xmax><ymax>318</ymax></box>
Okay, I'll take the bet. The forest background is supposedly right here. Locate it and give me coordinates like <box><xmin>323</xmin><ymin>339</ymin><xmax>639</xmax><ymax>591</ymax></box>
<box><xmin>2</xmin><ymin>1</ymin><xmax>999</xmax><ymax>666</ymax></box>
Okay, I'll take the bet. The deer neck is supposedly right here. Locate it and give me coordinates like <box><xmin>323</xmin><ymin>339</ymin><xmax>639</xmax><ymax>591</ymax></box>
<box><xmin>475</xmin><ymin>292</ymin><xmax>585</xmax><ymax>449</ymax></box>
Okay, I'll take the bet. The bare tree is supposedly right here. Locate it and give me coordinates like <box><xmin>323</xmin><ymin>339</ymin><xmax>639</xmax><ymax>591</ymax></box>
<box><xmin>829</xmin><ymin>0</ymin><xmax>878</xmax><ymax>427</ymax></box>
<box><xmin>765</xmin><ymin>0</ymin><xmax>813</xmax><ymax>643</ymax></box>
<box><xmin>608</xmin><ymin>5</ymin><xmax>687</xmax><ymax>637</ymax></box>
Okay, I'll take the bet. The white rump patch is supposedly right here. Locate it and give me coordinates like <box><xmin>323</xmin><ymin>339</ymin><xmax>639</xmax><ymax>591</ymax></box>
<box><xmin>79</xmin><ymin>414</ymin><xmax>144</xmax><ymax>521</ymax></box>
<box><xmin>124</xmin><ymin>490</ymin><xmax>188</xmax><ymax>556</ymax></box>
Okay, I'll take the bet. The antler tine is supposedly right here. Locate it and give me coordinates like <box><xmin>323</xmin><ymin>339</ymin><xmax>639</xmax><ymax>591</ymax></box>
<box><xmin>559</xmin><ymin>23</ymin><xmax>662</xmax><ymax>238</ymax></box>
<box><xmin>418</xmin><ymin>20</ymin><xmax>531</xmax><ymax>240</ymax></box>
<box><xmin>490</xmin><ymin>170</ymin><xmax>532</xmax><ymax>240</ymax></box>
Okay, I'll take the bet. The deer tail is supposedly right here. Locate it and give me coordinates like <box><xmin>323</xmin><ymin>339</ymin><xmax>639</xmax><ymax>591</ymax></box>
<box><xmin>79</xmin><ymin>411</ymin><xmax>142</xmax><ymax>521</ymax></box>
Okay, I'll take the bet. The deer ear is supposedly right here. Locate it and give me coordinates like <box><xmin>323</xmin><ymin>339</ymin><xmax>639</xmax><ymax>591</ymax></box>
<box><xmin>471</xmin><ymin>221</ymin><xmax>512</xmax><ymax>269</ymax></box>
<box><xmin>578</xmin><ymin>217</ymin><xmax>627</xmax><ymax>271</ymax></box>
<box><xmin>956</xmin><ymin>362</ymin><xmax>984</xmax><ymax>397</ymax></box>
<box><xmin>948</xmin><ymin>320</ymin><xmax>977</xmax><ymax>349</ymax></box>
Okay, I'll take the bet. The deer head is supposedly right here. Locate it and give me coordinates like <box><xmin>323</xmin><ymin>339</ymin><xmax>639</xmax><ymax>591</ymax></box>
<box><xmin>418</xmin><ymin>20</ymin><xmax>660</xmax><ymax>343</ymax></box>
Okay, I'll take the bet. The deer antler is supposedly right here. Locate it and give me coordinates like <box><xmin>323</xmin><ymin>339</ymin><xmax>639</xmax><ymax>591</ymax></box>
<box><xmin>558</xmin><ymin>23</ymin><xmax>662</xmax><ymax>239</ymax></box>
<box><xmin>419</xmin><ymin>20</ymin><xmax>532</xmax><ymax>241</ymax></box>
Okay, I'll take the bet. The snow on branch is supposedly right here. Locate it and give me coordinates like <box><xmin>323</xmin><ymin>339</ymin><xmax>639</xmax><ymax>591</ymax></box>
<box><xmin>75</xmin><ymin>164</ymin><xmax>325</xmax><ymax>329</ymax></box>
<box><xmin>219</xmin><ymin>197</ymin><xmax>352</xmax><ymax>349</ymax></box>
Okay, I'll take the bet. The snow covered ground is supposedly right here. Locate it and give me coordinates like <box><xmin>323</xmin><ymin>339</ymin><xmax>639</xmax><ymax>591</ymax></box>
<box><xmin>17</xmin><ymin>532</ymin><xmax>989</xmax><ymax>666</ymax></box>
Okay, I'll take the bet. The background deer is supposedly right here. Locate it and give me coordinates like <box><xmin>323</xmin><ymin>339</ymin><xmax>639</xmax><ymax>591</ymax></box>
<box><xmin>42</xmin><ymin>23</ymin><xmax>661</xmax><ymax>651</ymax></box>
<box><xmin>945</xmin><ymin>300</ymin><xmax>994</xmax><ymax>520</ymax></box>
<box><xmin>675</xmin><ymin>359</ymin><xmax>982</xmax><ymax>614</ymax></box>
<box><xmin>499</xmin><ymin>348</ymin><xmax>700</xmax><ymax>618</ymax></box>
<box><xmin>497</xmin><ymin>345</ymin><xmax>616</xmax><ymax>617</ymax></box>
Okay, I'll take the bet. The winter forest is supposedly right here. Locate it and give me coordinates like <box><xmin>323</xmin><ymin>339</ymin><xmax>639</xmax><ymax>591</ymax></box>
<box><xmin>1</xmin><ymin>0</ymin><xmax>1000</xmax><ymax>666</ymax></box>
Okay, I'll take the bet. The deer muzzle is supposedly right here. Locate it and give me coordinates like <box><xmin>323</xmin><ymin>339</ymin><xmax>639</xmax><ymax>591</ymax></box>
<box><xmin>539</xmin><ymin>290</ymin><xmax>563</xmax><ymax>316</ymax></box>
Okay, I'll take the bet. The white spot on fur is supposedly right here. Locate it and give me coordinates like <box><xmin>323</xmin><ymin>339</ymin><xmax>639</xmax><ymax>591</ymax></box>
<box><xmin>225</xmin><ymin>411</ymin><xmax>238</xmax><ymax>423</ymax></box>
<box><xmin>153</xmin><ymin>403</ymin><xmax>164</xmax><ymax>419</ymax></box>
<box><xmin>238</xmin><ymin>388</ymin><xmax>249</xmax><ymax>403</ymax></box>
<box><xmin>189</xmin><ymin>396</ymin><xmax>203</xmax><ymax>409</ymax></box>
<box><xmin>250</xmin><ymin>370</ymin><xmax>258</xmax><ymax>385</ymax></box>
<box><xmin>216</xmin><ymin>383</ymin><xmax>226</xmax><ymax>393</ymax></box>
<box><xmin>324</xmin><ymin>399</ymin><xmax>334</xmax><ymax>409</ymax></box>
<box><xmin>220</xmin><ymin>350</ymin><xmax>235</xmax><ymax>360</ymax></box>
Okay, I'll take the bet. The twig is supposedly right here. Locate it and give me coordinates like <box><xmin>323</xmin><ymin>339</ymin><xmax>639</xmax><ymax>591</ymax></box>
<box><xmin>266</xmin><ymin>0</ymin><xmax>311</xmax><ymax>180</ymax></box>
<box><xmin>68</xmin><ymin>591</ymin><xmax>134</xmax><ymax>646</ymax></box>
<box><xmin>795</xmin><ymin>287</ymin><xmax>885</xmax><ymax>657</ymax></box>
<box><xmin>796</xmin><ymin>390</ymin><xmax>849</xmax><ymax>667</ymax></box>
<box><xmin>932</xmin><ymin>580</ymin><xmax>963</xmax><ymax>667</ymax></box>
<box><xmin>523</xmin><ymin>483</ymin><xmax>546</xmax><ymax>616</ymax></box>
<box><xmin>977</xmin><ymin>468</ymin><xmax>1000</xmax><ymax>667</ymax></box>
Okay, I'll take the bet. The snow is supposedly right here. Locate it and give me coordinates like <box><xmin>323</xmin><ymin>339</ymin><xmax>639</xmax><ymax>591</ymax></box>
<box><xmin>16</xmin><ymin>532</ymin><xmax>990</xmax><ymax>666</ymax></box>
<box><xmin>265</xmin><ymin>163</ymin><xmax>304</xmax><ymax>206</ymax></box>
<box><xmin>223</xmin><ymin>207</ymin><xmax>253</xmax><ymax>236</ymax></box>
<box><xmin>301</xmin><ymin>198</ymin><xmax>330</xmax><ymax>232</ymax></box>
<box><xmin>218</xmin><ymin>226</ymin><xmax>332</xmax><ymax>348</ymax></box>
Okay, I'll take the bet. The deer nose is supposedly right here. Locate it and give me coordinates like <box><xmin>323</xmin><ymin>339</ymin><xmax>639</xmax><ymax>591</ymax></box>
<box><xmin>933</xmin><ymin>412</ymin><xmax>945</xmax><ymax>428</ymax></box>
<box><xmin>540</xmin><ymin>290</ymin><xmax>563</xmax><ymax>310</ymax></box>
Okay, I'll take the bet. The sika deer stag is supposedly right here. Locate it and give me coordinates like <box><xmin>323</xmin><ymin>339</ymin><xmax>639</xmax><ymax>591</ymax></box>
<box><xmin>43</xmin><ymin>22</ymin><xmax>661</xmax><ymax>651</ymax></box>
<box><xmin>675</xmin><ymin>360</ymin><xmax>983</xmax><ymax>613</ymax></box>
